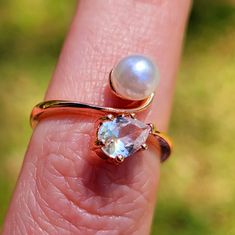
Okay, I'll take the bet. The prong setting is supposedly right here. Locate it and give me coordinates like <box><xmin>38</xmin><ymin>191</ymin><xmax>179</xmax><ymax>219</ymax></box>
<box><xmin>107</xmin><ymin>114</ymin><xmax>114</xmax><ymax>120</ymax></box>
<box><xmin>117</xmin><ymin>113</ymin><xmax>125</xmax><ymax>118</ymax></box>
<box><xmin>115</xmin><ymin>154</ymin><xmax>125</xmax><ymax>163</ymax></box>
<box><xmin>100</xmin><ymin>114</ymin><xmax>114</xmax><ymax>121</ymax></box>
<box><xmin>141</xmin><ymin>143</ymin><xmax>148</xmax><ymax>150</ymax></box>
<box><xmin>97</xmin><ymin>114</ymin><xmax>151</xmax><ymax>164</ymax></box>
<box><xmin>95</xmin><ymin>139</ymin><xmax>104</xmax><ymax>146</ymax></box>
<box><xmin>147</xmin><ymin>123</ymin><xmax>158</xmax><ymax>134</ymax></box>
<box><xmin>130</xmin><ymin>113</ymin><xmax>136</xmax><ymax>119</ymax></box>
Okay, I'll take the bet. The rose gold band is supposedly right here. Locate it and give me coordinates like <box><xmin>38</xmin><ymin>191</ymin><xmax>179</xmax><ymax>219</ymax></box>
<box><xmin>30</xmin><ymin>93</ymin><xmax>155</xmax><ymax>128</ymax></box>
<box><xmin>30</xmin><ymin>95</ymin><xmax>172</xmax><ymax>163</ymax></box>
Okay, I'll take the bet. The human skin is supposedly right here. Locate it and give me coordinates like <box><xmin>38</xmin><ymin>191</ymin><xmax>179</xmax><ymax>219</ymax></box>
<box><xmin>3</xmin><ymin>1</ymin><xmax>191</xmax><ymax>234</ymax></box>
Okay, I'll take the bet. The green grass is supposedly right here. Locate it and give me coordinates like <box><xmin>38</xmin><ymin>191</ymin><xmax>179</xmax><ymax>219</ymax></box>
<box><xmin>0</xmin><ymin>0</ymin><xmax>77</xmax><ymax>224</ymax></box>
<box><xmin>152</xmin><ymin>1</ymin><xmax>235</xmax><ymax>234</ymax></box>
<box><xmin>0</xmin><ymin>0</ymin><xmax>235</xmax><ymax>234</ymax></box>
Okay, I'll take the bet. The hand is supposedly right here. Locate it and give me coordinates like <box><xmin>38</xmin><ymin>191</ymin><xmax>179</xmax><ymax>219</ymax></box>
<box><xmin>3</xmin><ymin>1</ymin><xmax>191</xmax><ymax>234</ymax></box>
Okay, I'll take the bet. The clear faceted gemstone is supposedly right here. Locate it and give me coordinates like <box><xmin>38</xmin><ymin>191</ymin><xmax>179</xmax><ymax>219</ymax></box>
<box><xmin>97</xmin><ymin>116</ymin><xmax>151</xmax><ymax>159</ymax></box>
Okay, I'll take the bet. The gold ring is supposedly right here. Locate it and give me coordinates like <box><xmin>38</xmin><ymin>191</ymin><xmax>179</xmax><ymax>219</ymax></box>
<box><xmin>30</xmin><ymin>55</ymin><xmax>172</xmax><ymax>164</ymax></box>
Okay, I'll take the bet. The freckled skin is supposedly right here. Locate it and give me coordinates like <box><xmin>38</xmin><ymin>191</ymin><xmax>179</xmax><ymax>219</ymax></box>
<box><xmin>3</xmin><ymin>0</ymin><xmax>191</xmax><ymax>234</ymax></box>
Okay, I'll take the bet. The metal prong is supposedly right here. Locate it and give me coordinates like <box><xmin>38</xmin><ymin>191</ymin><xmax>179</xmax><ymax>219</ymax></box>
<box><xmin>115</xmin><ymin>155</ymin><xmax>125</xmax><ymax>163</ymax></box>
<box><xmin>130</xmin><ymin>113</ymin><xmax>136</xmax><ymax>119</ymax></box>
<box><xmin>120</xmin><ymin>114</ymin><xmax>126</xmax><ymax>117</ymax></box>
<box><xmin>141</xmin><ymin>143</ymin><xmax>148</xmax><ymax>150</ymax></box>
<box><xmin>100</xmin><ymin>114</ymin><xmax>114</xmax><ymax>121</ymax></box>
<box><xmin>107</xmin><ymin>114</ymin><xmax>114</xmax><ymax>120</ymax></box>
<box><xmin>95</xmin><ymin>140</ymin><xmax>103</xmax><ymax>146</ymax></box>
<box><xmin>147</xmin><ymin>123</ymin><xmax>158</xmax><ymax>134</ymax></box>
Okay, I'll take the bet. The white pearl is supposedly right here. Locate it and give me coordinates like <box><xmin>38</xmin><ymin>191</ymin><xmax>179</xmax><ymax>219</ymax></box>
<box><xmin>111</xmin><ymin>55</ymin><xmax>160</xmax><ymax>100</ymax></box>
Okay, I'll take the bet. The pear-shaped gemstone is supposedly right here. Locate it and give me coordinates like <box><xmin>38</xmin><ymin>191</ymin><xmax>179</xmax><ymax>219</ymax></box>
<box><xmin>98</xmin><ymin>116</ymin><xmax>151</xmax><ymax>159</ymax></box>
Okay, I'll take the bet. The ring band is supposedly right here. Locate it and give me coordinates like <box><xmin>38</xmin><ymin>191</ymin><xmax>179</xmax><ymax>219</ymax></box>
<box><xmin>30</xmin><ymin>55</ymin><xmax>172</xmax><ymax>164</ymax></box>
<box><xmin>30</xmin><ymin>93</ymin><xmax>154</xmax><ymax>128</ymax></box>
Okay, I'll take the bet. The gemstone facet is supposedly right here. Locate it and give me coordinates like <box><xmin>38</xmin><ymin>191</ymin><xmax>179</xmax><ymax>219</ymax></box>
<box><xmin>97</xmin><ymin>115</ymin><xmax>151</xmax><ymax>160</ymax></box>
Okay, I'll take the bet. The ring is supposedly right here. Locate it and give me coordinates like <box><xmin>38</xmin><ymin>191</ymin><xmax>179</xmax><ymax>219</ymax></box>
<box><xmin>30</xmin><ymin>55</ymin><xmax>172</xmax><ymax>164</ymax></box>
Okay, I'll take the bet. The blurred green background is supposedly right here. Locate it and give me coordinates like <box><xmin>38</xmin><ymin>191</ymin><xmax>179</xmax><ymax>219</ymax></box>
<box><xmin>0</xmin><ymin>0</ymin><xmax>235</xmax><ymax>234</ymax></box>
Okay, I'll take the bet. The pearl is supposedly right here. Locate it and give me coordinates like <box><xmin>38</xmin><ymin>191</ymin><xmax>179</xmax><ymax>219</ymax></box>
<box><xmin>111</xmin><ymin>55</ymin><xmax>160</xmax><ymax>100</ymax></box>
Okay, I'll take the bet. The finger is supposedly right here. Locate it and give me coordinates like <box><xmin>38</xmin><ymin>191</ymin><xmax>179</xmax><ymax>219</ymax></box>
<box><xmin>3</xmin><ymin>0</ymin><xmax>191</xmax><ymax>234</ymax></box>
